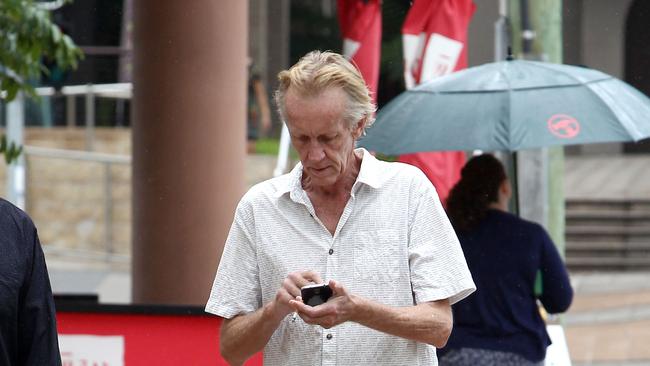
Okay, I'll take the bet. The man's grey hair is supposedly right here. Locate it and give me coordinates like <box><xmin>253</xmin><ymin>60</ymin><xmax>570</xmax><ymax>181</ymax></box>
<box><xmin>274</xmin><ymin>50</ymin><xmax>376</xmax><ymax>132</ymax></box>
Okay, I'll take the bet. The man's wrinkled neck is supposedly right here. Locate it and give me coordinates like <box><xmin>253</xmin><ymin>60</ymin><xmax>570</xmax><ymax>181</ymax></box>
<box><xmin>303</xmin><ymin>149</ymin><xmax>363</xmax><ymax>197</ymax></box>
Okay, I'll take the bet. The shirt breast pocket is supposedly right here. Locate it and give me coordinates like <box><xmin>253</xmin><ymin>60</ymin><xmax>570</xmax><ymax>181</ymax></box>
<box><xmin>353</xmin><ymin>229</ymin><xmax>405</xmax><ymax>289</ymax></box>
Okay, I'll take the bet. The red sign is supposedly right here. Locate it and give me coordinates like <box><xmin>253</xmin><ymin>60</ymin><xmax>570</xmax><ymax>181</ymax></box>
<box><xmin>57</xmin><ymin>311</ymin><xmax>263</xmax><ymax>366</ymax></box>
<box><xmin>547</xmin><ymin>114</ymin><xmax>580</xmax><ymax>139</ymax></box>
<box><xmin>337</xmin><ymin>0</ymin><xmax>382</xmax><ymax>102</ymax></box>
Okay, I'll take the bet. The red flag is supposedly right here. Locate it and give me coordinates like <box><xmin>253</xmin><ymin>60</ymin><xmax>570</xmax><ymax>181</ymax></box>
<box><xmin>399</xmin><ymin>0</ymin><xmax>475</xmax><ymax>205</ymax></box>
<box><xmin>337</xmin><ymin>0</ymin><xmax>382</xmax><ymax>102</ymax></box>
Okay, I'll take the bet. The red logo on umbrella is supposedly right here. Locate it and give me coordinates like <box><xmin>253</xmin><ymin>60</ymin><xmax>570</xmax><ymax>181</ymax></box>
<box><xmin>547</xmin><ymin>114</ymin><xmax>580</xmax><ymax>139</ymax></box>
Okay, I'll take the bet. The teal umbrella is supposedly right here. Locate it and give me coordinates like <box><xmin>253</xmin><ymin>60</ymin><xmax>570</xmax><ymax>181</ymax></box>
<box><xmin>359</xmin><ymin>59</ymin><xmax>650</xmax><ymax>154</ymax></box>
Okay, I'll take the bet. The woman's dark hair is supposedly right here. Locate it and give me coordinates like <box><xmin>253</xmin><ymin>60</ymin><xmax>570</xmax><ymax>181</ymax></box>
<box><xmin>446</xmin><ymin>154</ymin><xmax>507</xmax><ymax>232</ymax></box>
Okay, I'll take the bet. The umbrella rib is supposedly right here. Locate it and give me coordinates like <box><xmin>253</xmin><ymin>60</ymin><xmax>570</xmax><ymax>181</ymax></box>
<box><xmin>408</xmin><ymin>80</ymin><xmax>611</xmax><ymax>94</ymax></box>
<box><xmin>526</xmin><ymin>61</ymin><xmax>613</xmax><ymax>87</ymax></box>
<box><xmin>568</xmin><ymin>79</ymin><xmax>632</xmax><ymax>140</ymax></box>
<box><xmin>410</xmin><ymin>61</ymin><xmax>611</xmax><ymax>94</ymax></box>
<box><xmin>588</xmin><ymin>82</ymin><xmax>647</xmax><ymax>141</ymax></box>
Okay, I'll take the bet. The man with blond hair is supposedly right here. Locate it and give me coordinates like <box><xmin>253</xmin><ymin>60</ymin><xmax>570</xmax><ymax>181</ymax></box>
<box><xmin>206</xmin><ymin>51</ymin><xmax>475</xmax><ymax>366</ymax></box>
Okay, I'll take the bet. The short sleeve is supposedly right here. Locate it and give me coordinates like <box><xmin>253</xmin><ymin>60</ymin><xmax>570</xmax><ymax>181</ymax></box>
<box><xmin>205</xmin><ymin>200</ymin><xmax>262</xmax><ymax>318</ymax></box>
<box><xmin>408</xmin><ymin>177</ymin><xmax>476</xmax><ymax>305</ymax></box>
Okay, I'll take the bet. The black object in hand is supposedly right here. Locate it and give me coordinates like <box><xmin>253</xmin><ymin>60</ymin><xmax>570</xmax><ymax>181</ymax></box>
<box><xmin>300</xmin><ymin>283</ymin><xmax>333</xmax><ymax>307</ymax></box>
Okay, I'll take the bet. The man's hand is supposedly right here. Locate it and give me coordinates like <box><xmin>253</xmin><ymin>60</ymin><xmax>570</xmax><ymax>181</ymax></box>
<box><xmin>289</xmin><ymin>279</ymin><xmax>357</xmax><ymax>329</ymax></box>
<box><xmin>289</xmin><ymin>279</ymin><xmax>453</xmax><ymax>347</ymax></box>
<box><xmin>220</xmin><ymin>270</ymin><xmax>326</xmax><ymax>365</ymax></box>
<box><xmin>273</xmin><ymin>270</ymin><xmax>324</xmax><ymax>319</ymax></box>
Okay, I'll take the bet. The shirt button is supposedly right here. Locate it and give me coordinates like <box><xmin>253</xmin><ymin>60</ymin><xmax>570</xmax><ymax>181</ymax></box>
<box><xmin>326</xmin><ymin>333</ymin><xmax>333</xmax><ymax>340</ymax></box>
<box><xmin>328</xmin><ymin>248</ymin><xmax>334</xmax><ymax>255</ymax></box>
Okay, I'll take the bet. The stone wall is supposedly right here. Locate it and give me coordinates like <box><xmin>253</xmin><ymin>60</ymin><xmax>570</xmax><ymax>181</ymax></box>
<box><xmin>0</xmin><ymin>127</ymin><xmax>278</xmax><ymax>257</ymax></box>
<box><xmin>26</xmin><ymin>156</ymin><xmax>131</xmax><ymax>255</ymax></box>
<box><xmin>0</xmin><ymin>128</ymin><xmax>132</xmax><ymax>256</ymax></box>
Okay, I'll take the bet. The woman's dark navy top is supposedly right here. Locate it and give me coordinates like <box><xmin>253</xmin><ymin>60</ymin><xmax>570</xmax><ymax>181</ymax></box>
<box><xmin>440</xmin><ymin>209</ymin><xmax>573</xmax><ymax>362</ymax></box>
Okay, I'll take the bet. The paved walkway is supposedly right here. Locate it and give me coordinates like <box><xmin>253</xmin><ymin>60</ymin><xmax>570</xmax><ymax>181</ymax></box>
<box><xmin>565</xmin><ymin>272</ymin><xmax>650</xmax><ymax>366</ymax></box>
<box><xmin>48</xmin><ymin>255</ymin><xmax>130</xmax><ymax>304</ymax></box>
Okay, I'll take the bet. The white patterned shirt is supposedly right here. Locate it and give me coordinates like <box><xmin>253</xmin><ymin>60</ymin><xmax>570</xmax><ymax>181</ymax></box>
<box><xmin>206</xmin><ymin>148</ymin><xmax>475</xmax><ymax>366</ymax></box>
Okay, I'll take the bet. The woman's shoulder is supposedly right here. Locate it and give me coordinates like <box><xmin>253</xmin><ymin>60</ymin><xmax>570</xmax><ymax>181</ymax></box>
<box><xmin>483</xmin><ymin>210</ymin><xmax>550</xmax><ymax>243</ymax></box>
<box><xmin>489</xmin><ymin>209</ymin><xmax>541</xmax><ymax>227</ymax></box>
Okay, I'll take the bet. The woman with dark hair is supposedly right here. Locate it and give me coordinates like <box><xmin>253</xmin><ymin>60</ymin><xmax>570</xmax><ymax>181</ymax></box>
<box><xmin>439</xmin><ymin>154</ymin><xmax>573</xmax><ymax>366</ymax></box>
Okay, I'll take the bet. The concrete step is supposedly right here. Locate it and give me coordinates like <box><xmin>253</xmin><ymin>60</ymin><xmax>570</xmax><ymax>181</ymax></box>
<box><xmin>566</xmin><ymin>256</ymin><xmax>650</xmax><ymax>271</ymax></box>
<box><xmin>566</xmin><ymin>199</ymin><xmax>650</xmax><ymax>272</ymax></box>
<box><xmin>567</xmin><ymin>199</ymin><xmax>650</xmax><ymax>209</ymax></box>
<box><xmin>567</xmin><ymin>210</ymin><xmax>650</xmax><ymax>221</ymax></box>
<box><xmin>567</xmin><ymin>241</ymin><xmax>650</xmax><ymax>251</ymax></box>
<box><xmin>566</xmin><ymin>225</ymin><xmax>650</xmax><ymax>236</ymax></box>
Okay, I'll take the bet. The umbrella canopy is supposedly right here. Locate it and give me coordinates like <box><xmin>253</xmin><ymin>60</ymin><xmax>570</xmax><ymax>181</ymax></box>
<box><xmin>359</xmin><ymin>60</ymin><xmax>650</xmax><ymax>154</ymax></box>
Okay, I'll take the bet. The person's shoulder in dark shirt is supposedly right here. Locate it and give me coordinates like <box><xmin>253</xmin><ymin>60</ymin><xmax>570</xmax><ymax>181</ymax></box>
<box><xmin>0</xmin><ymin>198</ymin><xmax>62</xmax><ymax>366</ymax></box>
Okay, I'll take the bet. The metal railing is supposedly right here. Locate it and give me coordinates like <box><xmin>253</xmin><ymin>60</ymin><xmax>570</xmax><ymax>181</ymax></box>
<box><xmin>23</xmin><ymin>145</ymin><xmax>131</xmax><ymax>263</ymax></box>
<box><xmin>35</xmin><ymin>83</ymin><xmax>132</xmax><ymax>151</ymax></box>
<box><xmin>3</xmin><ymin>83</ymin><xmax>133</xmax><ymax>210</ymax></box>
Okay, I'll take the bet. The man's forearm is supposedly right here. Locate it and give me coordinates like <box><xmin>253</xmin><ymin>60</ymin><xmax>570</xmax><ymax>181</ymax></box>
<box><xmin>351</xmin><ymin>297</ymin><xmax>452</xmax><ymax>348</ymax></box>
<box><xmin>220</xmin><ymin>302</ymin><xmax>285</xmax><ymax>365</ymax></box>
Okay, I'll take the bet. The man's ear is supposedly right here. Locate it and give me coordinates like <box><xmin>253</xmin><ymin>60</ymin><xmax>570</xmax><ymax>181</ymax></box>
<box><xmin>352</xmin><ymin>117</ymin><xmax>366</xmax><ymax>139</ymax></box>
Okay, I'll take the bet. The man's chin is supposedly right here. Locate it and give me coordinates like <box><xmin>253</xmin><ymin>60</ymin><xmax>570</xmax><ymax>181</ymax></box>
<box><xmin>307</xmin><ymin>172</ymin><xmax>341</xmax><ymax>187</ymax></box>
<box><xmin>307</xmin><ymin>167</ymin><xmax>331</xmax><ymax>178</ymax></box>
<box><xmin>310</xmin><ymin>177</ymin><xmax>335</xmax><ymax>187</ymax></box>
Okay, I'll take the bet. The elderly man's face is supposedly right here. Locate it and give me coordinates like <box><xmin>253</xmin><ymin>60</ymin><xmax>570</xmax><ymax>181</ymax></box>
<box><xmin>285</xmin><ymin>86</ymin><xmax>363</xmax><ymax>188</ymax></box>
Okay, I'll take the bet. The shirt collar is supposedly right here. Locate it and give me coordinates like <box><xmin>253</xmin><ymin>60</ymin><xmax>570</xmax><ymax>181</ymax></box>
<box><xmin>273</xmin><ymin>163</ymin><xmax>303</xmax><ymax>200</ymax></box>
<box><xmin>274</xmin><ymin>148</ymin><xmax>384</xmax><ymax>200</ymax></box>
<box><xmin>354</xmin><ymin>148</ymin><xmax>382</xmax><ymax>190</ymax></box>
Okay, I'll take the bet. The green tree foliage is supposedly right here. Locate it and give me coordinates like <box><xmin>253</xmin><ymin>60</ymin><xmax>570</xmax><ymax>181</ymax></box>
<box><xmin>0</xmin><ymin>0</ymin><xmax>82</xmax><ymax>163</ymax></box>
<box><xmin>0</xmin><ymin>135</ymin><xmax>22</xmax><ymax>164</ymax></box>
<box><xmin>0</xmin><ymin>0</ymin><xmax>82</xmax><ymax>100</ymax></box>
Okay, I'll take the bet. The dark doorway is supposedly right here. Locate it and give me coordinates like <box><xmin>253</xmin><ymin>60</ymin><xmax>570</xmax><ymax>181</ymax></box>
<box><xmin>624</xmin><ymin>0</ymin><xmax>650</xmax><ymax>153</ymax></box>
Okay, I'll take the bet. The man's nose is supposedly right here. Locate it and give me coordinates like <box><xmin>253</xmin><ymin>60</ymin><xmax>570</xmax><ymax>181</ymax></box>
<box><xmin>307</xmin><ymin>143</ymin><xmax>325</xmax><ymax>161</ymax></box>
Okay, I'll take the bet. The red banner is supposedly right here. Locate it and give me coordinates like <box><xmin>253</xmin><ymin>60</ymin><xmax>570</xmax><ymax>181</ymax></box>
<box><xmin>57</xmin><ymin>310</ymin><xmax>263</xmax><ymax>365</ymax></box>
<box><xmin>337</xmin><ymin>0</ymin><xmax>382</xmax><ymax>102</ymax></box>
<box><xmin>399</xmin><ymin>0</ymin><xmax>475</xmax><ymax>205</ymax></box>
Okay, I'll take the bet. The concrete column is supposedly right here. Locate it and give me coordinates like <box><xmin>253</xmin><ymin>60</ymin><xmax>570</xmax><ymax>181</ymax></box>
<box><xmin>266</xmin><ymin>0</ymin><xmax>291</xmax><ymax>112</ymax></box>
<box><xmin>249</xmin><ymin>0</ymin><xmax>269</xmax><ymax>83</ymax></box>
<box><xmin>510</xmin><ymin>0</ymin><xmax>565</xmax><ymax>253</ymax></box>
<box><xmin>132</xmin><ymin>1</ymin><xmax>247</xmax><ymax>304</ymax></box>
